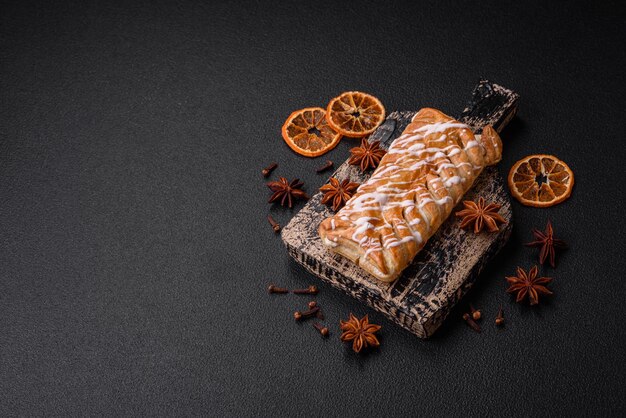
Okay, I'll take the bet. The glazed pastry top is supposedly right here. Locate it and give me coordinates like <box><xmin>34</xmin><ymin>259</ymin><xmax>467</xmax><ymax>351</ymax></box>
<box><xmin>318</xmin><ymin>108</ymin><xmax>502</xmax><ymax>281</ymax></box>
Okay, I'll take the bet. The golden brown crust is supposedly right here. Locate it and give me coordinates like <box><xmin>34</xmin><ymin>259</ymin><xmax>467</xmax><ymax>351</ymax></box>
<box><xmin>319</xmin><ymin>109</ymin><xmax>503</xmax><ymax>282</ymax></box>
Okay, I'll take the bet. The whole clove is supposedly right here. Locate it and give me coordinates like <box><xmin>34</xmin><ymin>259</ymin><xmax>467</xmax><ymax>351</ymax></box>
<box><xmin>294</xmin><ymin>306</ymin><xmax>320</xmax><ymax>321</ymax></box>
<box><xmin>463</xmin><ymin>313</ymin><xmax>482</xmax><ymax>333</ymax></box>
<box><xmin>267</xmin><ymin>284</ymin><xmax>288</xmax><ymax>294</ymax></box>
<box><xmin>292</xmin><ymin>285</ymin><xmax>318</xmax><ymax>295</ymax></box>
<box><xmin>495</xmin><ymin>306</ymin><xmax>505</xmax><ymax>326</ymax></box>
<box><xmin>313</xmin><ymin>322</ymin><xmax>329</xmax><ymax>337</ymax></box>
<box><xmin>267</xmin><ymin>215</ymin><xmax>281</xmax><ymax>233</ymax></box>
<box><xmin>470</xmin><ymin>304</ymin><xmax>482</xmax><ymax>321</ymax></box>
<box><xmin>316</xmin><ymin>160</ymin><xmax>334</xmax><ymax>173</ymax></box>
<box><xmin>262</xmin><ymin>162</ymin><xmax>278</xmax><ymax>177</ymax></box>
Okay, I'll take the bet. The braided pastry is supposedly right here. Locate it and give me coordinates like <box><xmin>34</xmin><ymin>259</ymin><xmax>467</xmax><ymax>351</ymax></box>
<box><xmin>318</xmin><ymin>108</ymin><xmax>502</xmax><ymax>282</ymax></box>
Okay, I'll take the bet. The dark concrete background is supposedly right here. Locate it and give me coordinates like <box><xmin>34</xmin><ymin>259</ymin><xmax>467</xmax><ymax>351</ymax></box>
<box><xmin>1</xmin><ymin>0</ymin><xmax>625</xmax><ymax>415</ymax></box>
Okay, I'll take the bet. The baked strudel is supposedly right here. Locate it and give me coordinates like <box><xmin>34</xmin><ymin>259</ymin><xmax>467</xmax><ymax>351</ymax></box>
<box><xmin>318</xmin><ymin>108</ymin><xmax>502</xmax><ymax>282</ymax></box>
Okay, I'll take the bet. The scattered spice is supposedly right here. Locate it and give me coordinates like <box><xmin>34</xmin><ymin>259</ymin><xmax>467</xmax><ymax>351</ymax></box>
<box><xmin>307</xmin><ymin>301</ymin><xmax>317</xmax><ymax>310</ymax></box>
<box><xmin>267</xmin><ymin>284</ymin><xmax>288</xmax><ymax>294</ymax></box>
<box><xmin>267</xmin><ymin>177</ymin><xmax>309</xmax><ymax>208</ymax></box>
<box><xmin>267</xmin><ymin>215</ymin><xmax>281</xmax><ymax>233</ymax></box>
<box><xmin>313</xmin><ymin>322</ymin><xmax>329</xmax><ymax>337</ymax></box>
<box><xmin>316</xmin><ymin>160</ymin><xmax>334</xmax><ymax>173</ymax></box>
<box><xmin>348</xmin><ymin>139</ymin><xmax>387</xmax><ymax>172</ymax></box>
<box><xmin>319</xmin><ymin>177</ymin><xmax>360</xmax><ymax>211</ymax></box>
<box><xmin>495</xmin><ymin>306</ymin><xmax>505</xmax><ymax>326</ymax></box>
<box><xmin>462</xmin><ymin>313</ymin><xmax>482</xmax><ymax>333</ymax></box>
<box><xmin>506</xmin><ymin>265</ymin><xmax>553</xmax><ymax>305</ymax></box>
<box><xmin>294</xmin><ymin>306</ymin><xmax>320</xmax><ymax>321</ymax></box>
<box><xmin>292</xmin><ymin>285</ymin><xmax>318</xmax><ymax>295</ymax></box>
<box><xmin>525</xmin><ymin>220</ymin><xmax>567</xmax><ymax>268</ymax></box>
<box><xmin>261</xmin><ymin>162</ymin><xmax>278</xmax><ymax>177</ymax></box>
<box><xmin>340</xmin><ymin>313</ymin><xmax>381</xmax><ymax>353</ymax></box>
<box><xmin>470</xmin><ymin>304</ymin><xmax>482</xmax><ymax>321</ymax></box>
<box><xmin>455</xmin><ymin>197</ymin><xmax>507</xmax><ymax>233</ymax></box>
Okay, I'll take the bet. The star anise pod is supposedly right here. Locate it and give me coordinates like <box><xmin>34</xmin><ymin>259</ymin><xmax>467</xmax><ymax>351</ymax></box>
<box><xmin>348</xmin><ymin>139</ymin><xmax>386</xmax><ymax>172</ymax></box>
<box><xmin>525</xmin><ymin>220</ymin><xmax>567</xmax><ymax>268</ymax></box>
<box><xmin>319</xmin><ymin>177</ymin><xmax>360</xmax><ymax>211</ymax></box>
<box><xmin>506</xmin><ymin>265</ymin><xmax>553</xmax><ymax>305</ymax></box>
<box><xmin>340</xmin><ymin>313</ymin><xmax>381</xmax><ymax>353</ymax></box>
<box><xmin>455</xmin><ymin>197</ymin><xmax>507</xmax><ymax>234</ymax></box>
<box><xmin>267</xmin><ymin>177</ymin><xmax>309</xmax><ymax>208</ymax></box>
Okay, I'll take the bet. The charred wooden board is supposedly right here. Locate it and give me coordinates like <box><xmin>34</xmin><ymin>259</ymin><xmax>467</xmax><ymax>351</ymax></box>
<box><xmin>282</xmin><ymin>80</ymin><xmax>519</xmax><ymax>338</ymax></box>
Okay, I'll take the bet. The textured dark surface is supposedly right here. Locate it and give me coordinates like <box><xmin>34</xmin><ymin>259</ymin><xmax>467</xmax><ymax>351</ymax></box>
<box><xmin>282</xmin><ymin>82</ymin><xmax>517</xmax><ymax>338</ymax></box>
<box><xmin>1</xmin><ymin>0</ymin><xmax>625</xmax><ymax>416</ymax></box>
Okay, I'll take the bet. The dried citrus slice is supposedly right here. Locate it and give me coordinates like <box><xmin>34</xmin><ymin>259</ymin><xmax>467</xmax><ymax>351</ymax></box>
<box><xmin>282</xmin><ymin>107</ymin><xmax>342</xmax><ymax>157</ymax></box>
<box><xmin>508</xmin><ymin>154</ymin><xmax>574</xmax><ymax>207</ymax></box>
<box><xmin>326</xmin><ymin>91</ymin><xmax>385</xmax><ymax>138</ymax></box>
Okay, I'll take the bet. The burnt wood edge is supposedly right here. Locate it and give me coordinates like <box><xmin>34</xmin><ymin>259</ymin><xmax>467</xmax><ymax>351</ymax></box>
<box><xmin>284</xmin><ymin>243</ymin><xmax>427</xmax><ymax>337</ymax></box>
<box><xmin>460</xmin><ymin>79</ymin><xmax>520</xmax><ymax>134</ymax></box>
<box><xmin>283</xmin><ymin>172</ymin><xmax>513</xmax><ymax>338</ymax></box>
<box><xmin>421</xmin><ymin>221</ymin><xmax>513</xmax><ymax>336</ymax></box>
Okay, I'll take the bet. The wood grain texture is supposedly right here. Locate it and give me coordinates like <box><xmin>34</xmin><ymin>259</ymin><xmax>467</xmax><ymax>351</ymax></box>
<box><xmin>282</xmin><ymin>80</ymin><xmax>519</xmax><ymax>338</ymax></box>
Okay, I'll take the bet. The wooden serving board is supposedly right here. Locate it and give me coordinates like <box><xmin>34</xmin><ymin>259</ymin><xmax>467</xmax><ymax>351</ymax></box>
<box><xmin>282</xmin><ymin>80</ymin><xmax>519</xmax><ymax>338</ymax></box>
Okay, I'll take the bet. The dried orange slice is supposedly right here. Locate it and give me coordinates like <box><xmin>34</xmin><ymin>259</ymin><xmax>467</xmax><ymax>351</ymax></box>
<box><xmin>326</xmin><ymin>91</ymin><xmax>385</xmax><ymax>138</ymax></box>
<box><xmin>508</xmin><ymin>154</ymin><xmax>574</xmax><ymax>207</ymax></box>
<box><xmin>282</xmin><ymin>107</ymin><xmax>342</xmax><ymax>157</ymax></box>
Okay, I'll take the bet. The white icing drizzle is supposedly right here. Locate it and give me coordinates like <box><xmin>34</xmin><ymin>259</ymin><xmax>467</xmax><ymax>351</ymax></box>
<box><xmin>321</xmin><ymin>112</ymin><xmax>501</xmax><ymax>272</ymax></box>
